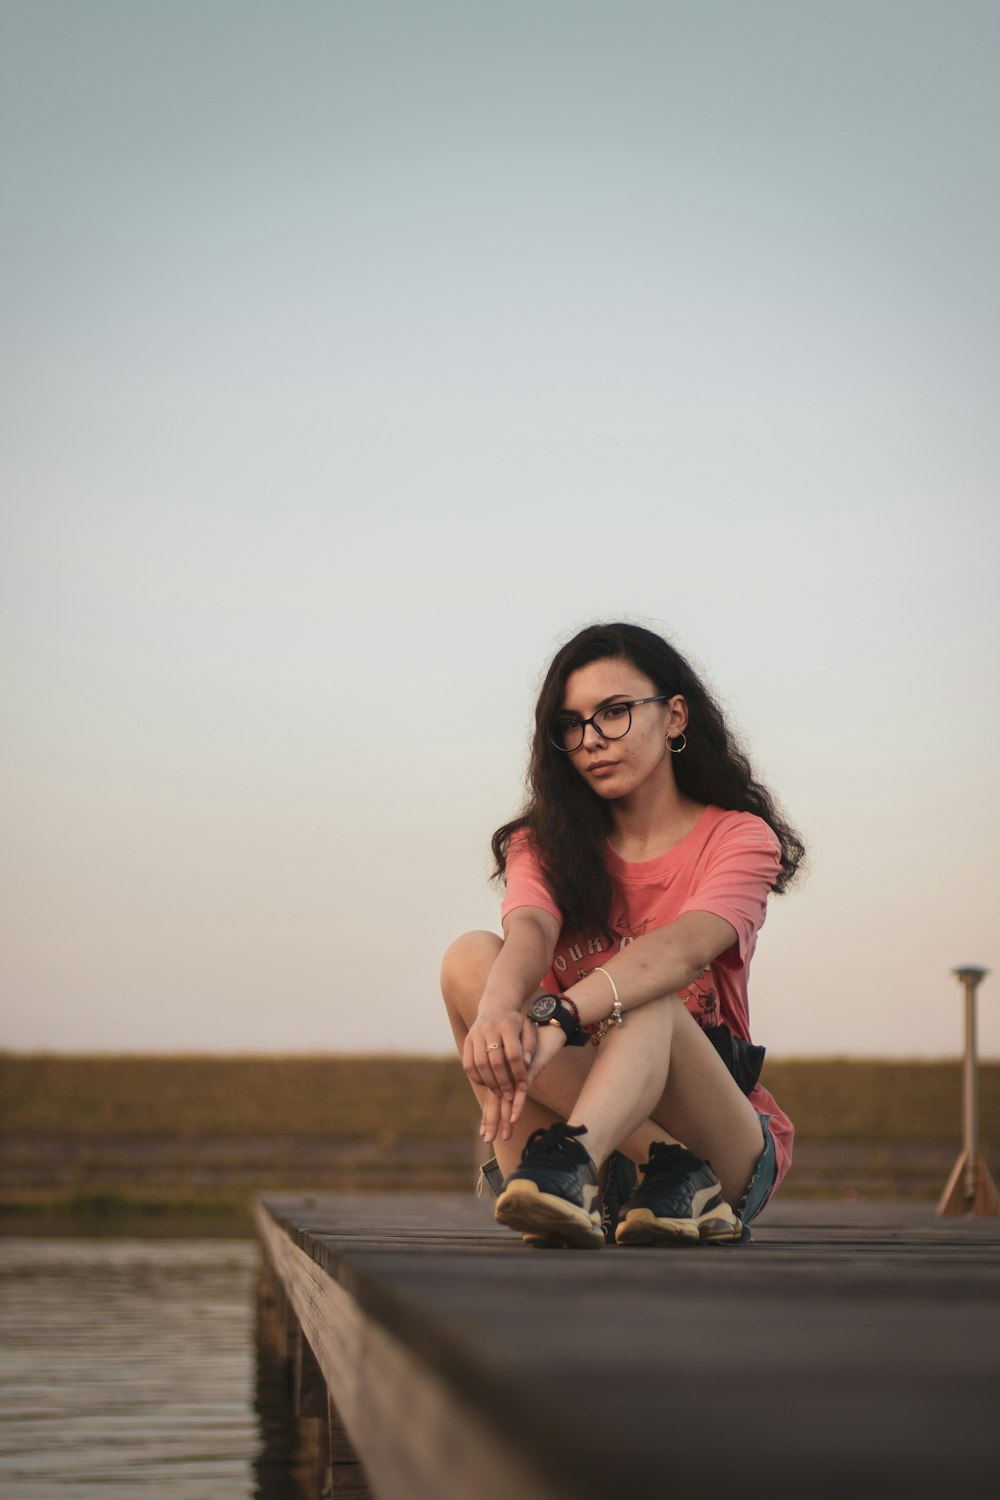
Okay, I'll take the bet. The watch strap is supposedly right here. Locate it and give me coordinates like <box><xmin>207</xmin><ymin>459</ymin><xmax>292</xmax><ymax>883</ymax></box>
<box><xmin>531</xmin><ymin>993</ymin><xmax>589</xmax><ymax>1046</ymax></box>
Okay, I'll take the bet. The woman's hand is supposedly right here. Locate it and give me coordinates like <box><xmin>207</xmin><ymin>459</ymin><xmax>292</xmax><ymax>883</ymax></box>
<box><xmin>465</xmin><ymin>1008</ymin><xmax>535</xmax><ymax>1145</ymax></box>
<box><xmin>464</xmin><ymin>1008</ymin><xmax>532</xmax><ymax>1096</ymax></box>
<box><xmin>477</xmin><ymin>1019</ymin><xmax>567</xmax><ymax>1144</ymax></box>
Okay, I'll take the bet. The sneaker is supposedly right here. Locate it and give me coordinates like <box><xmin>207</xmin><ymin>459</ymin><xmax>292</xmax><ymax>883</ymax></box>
<box><xmin>494</xmin><ymin>1123</ymin><xmax>604</xmax><ymax>1249</ymax></box>
<box><xmin>601</xmin><ymin>1149</ymin><xmax>640</xmax><ymax>1244</ymax></box>
<box><xmin>615</xmin><ymin>1143</ymin><xmax>744</xmax><ymax>1246</ymax></box>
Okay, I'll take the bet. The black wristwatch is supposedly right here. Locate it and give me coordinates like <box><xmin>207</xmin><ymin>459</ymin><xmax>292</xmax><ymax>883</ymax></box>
<box><xmin>527</xmin><ymin>993</ymin><xmax>589</xmax><ymax>1047</ymax></box>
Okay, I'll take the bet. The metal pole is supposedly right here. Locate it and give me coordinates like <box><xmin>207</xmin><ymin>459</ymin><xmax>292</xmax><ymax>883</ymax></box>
<box><xmin>956</xmin><ymin>968</ymin><xmax>984</xmax><ymax>1207</ymax></box>
<box><xmin>937</xmin><ymin>965</ymin><xmax>997</xmax><ymax>1216</ymax></box>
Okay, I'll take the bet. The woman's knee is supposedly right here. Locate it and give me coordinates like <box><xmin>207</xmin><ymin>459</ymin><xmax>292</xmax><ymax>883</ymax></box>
<box><xmin>624</xmin><ymin>992</ymin><xmax>683</xmax><ymax>1034</ymax></box>
<box><xmin>440</xmin><ymin>930</ymin><xmax>502</xmax><ymax>1006</ymax></box>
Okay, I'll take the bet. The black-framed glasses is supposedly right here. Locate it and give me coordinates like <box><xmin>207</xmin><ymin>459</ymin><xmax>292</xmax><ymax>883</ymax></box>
<box><xmin>550</xmin><ymin>695</ymin><xmax>669</xmax><ymax>753</ymax></box>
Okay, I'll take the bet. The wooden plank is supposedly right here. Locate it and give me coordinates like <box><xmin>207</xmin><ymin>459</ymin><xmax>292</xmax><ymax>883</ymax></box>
<box><xmin>327</xmin><ymin>1392</ymin><xmax>371</xmax><ymax>1497</ymax></box>
<box><xmin>255</xmin><ymin>1201</ymin><xmax>564</xmax><ymax>1500</ymax></box>
<box><xmin>328</xmin><ymin>1392</ymin><xmax>363</xmax><ymax>1465</ymax></box>
<box><xmin>295</xmin><ymin>1326</ymin><xmax>328</xmax><ymax>1419</ymax></box>
<box><xmin>257</xmin><ymin>1194</ymin><xmax>1000</xmax><ymax>1500</ymax></box>
<box><xmin>255</xmin><ymin>1257</ymin><xmax>362</xmax><ymax>1498</ymax></box>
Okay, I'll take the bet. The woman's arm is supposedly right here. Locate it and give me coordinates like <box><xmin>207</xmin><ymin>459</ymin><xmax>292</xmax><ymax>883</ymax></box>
<box><xmin>563</xmin><ymin>910</ymin><xmax>739</xmax><ymax>1025</ymax></box>
<box><xmin>480</xmin><ymin>907</ymin><xmax>560</xmax><ymax>1012</ymax></box>
<box><xmin>463</xmin><ymin>906</ymin><xmax>560</xmax><ymax>1097</ymax></box>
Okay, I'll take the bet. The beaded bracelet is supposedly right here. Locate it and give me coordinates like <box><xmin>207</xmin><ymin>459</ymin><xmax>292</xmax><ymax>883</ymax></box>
<box><xmin>561</xmin><ymin>994</ymin><xmax>583</xmax><ymax>1028</ymax></box>
<box><xmin>584</xmin><ymin>967</ymin><xmax>624</xmax><ymax>1045</ymax></box>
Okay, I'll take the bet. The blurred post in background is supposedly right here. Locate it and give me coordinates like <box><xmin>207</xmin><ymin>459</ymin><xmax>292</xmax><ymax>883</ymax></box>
<box><xmin>937</xmin><ymin>967</ymin><xmax>999</xmax><ymax>1216</ymax></box>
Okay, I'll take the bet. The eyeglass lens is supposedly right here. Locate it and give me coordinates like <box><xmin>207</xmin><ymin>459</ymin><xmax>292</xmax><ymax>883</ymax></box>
<box><xmin>553</xmin><ymin>702</ymin><xmax>632</xmax><ymax>752</ymax></box>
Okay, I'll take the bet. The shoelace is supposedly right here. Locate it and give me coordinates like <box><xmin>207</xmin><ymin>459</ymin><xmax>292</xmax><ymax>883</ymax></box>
<box><xmin>639</xmin><ymin>1144</ymin><xmax>705</xmax><ymax>1181</ymax></box>
<box><xmin>520</xmin><ymin>1123</ymin><xmax>590</xmax><ymax>1167</ymax></box>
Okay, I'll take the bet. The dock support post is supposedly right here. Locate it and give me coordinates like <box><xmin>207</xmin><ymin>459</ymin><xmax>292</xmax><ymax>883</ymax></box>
<box><xmin>937</xmin><ymin>966</ymin><xmax>999</xmax><ymax>1216</ymax></box>
<box><xmin>256</xmin><ymin>1260</ymin><xmax>372</xmax><ymax>1498</ymax></box>
<box><xmin>327</xmin><ymin>1396</ymin><xmax>372</xmax><ymax>1498</ymax></box>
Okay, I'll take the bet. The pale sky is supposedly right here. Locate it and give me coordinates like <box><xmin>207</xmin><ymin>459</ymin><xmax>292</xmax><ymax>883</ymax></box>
<box><xmin>2</xmin><ymin>1</ymin><xmax>998</xmax><ymax>1060</ymax></box>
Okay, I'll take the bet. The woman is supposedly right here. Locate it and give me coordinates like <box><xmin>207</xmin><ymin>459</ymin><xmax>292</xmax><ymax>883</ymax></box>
<box><xmin>441</xmin><ymin>622</ymin><xmax>804</xmax><ymax>1248</ymax></box>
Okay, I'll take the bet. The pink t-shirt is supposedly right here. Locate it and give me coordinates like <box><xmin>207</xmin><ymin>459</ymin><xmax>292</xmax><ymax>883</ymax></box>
<box><xmin>501</xmin><ymin>805</ymin><xmax>793</xmax><ymax>1189</ymax></box>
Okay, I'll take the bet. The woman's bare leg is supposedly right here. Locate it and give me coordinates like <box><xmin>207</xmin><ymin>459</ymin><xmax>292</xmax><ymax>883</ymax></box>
<box><xmin>442</xmin><ymin>931</ymin><xmax>576</xmax><ymax>1176</ymax></box>
<box><xmin>442</xmin><ymin>930</ymin><xmax>763</xmax><ymax>1206</ymax></box>
<box><xmin>565</xmin><ymin>998</ymin><xmax>763</xmax><ymax>1207</ymax></box>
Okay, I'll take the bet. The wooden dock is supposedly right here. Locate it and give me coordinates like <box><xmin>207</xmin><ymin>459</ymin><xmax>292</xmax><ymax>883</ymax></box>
<box><xmin>255</xmin><ymin>1192</ymin><xmax>1000</xmax><ymax>1500</ymax></box>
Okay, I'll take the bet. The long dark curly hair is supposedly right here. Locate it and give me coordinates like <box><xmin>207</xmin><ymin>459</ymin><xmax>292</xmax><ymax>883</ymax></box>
<box><xmin>491</xmin><ymin>622</ymin><xmax>805</xmax><ymax>935</ymax></box>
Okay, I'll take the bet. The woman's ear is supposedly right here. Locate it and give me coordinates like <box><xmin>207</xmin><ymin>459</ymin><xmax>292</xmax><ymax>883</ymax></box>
<box><xmin>666</xmin><ymin>694</ymin><xmax>688</xmax><ymax>736</ymax></box>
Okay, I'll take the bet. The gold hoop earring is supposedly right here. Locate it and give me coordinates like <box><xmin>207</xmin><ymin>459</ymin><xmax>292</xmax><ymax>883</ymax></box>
<box><xmin>667</xmin><ymin>732</ymin><xmax>686</xmax><ymax>754</ymax></box>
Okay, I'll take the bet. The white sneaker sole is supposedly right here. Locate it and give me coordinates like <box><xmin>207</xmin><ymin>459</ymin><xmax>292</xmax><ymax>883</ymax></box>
<box><xmin>495</xmin><ymin>1178</ymin><xmax>605</xmax><ymax>1249</ymax></box>
<box><xmin>616</xmin><ymin>1202</ymin><xmax>743</xmax><ymax>1247</ymax></box>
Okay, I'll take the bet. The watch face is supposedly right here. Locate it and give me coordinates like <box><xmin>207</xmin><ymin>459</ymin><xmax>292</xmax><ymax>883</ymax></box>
<box><xmin>530</xmin><ymin>995</ymin><xmax>558</xmax><ymax>1023</ymax></box>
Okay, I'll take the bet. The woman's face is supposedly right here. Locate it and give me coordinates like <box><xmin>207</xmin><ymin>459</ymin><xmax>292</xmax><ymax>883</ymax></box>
<box><xmin>557</xmin><ymin>656</ymin><xmax>686</xmax><ymax>801</ymax></box>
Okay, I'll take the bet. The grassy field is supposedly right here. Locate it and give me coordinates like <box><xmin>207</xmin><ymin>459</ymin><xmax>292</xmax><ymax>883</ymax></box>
<box><xmin>3</xmin><ymin>1052</ymin><xmax>997</xmax><ymax>1141</ymax></box>
<box><xmin>1</xmin><ymin>1052</ymin><xmax>997</xmax><ymax>1223</ymax></box>
<box><xmin>0</xmin><ymin>1053</ymin><xmax>480</xmax><ymax>1138</ymax></box>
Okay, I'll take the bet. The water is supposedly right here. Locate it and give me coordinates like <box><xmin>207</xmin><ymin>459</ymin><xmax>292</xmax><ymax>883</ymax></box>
<box><xmin>0</xmin><ymin>1238</ymin><xmax>289</xmax><ymax>1500</ymax></box>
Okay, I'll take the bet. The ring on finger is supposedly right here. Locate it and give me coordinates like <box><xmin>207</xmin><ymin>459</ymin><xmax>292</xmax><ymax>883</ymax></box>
<box><xmin>485</xmin><ymin>1042</ymin><xmax>502</xmax><ymax>1052</ymax></box>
